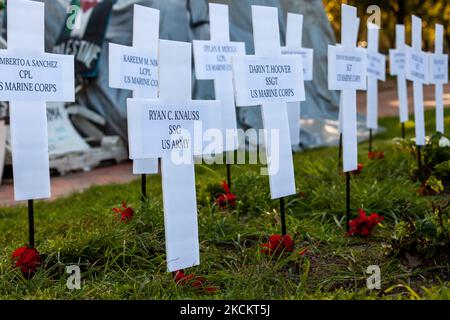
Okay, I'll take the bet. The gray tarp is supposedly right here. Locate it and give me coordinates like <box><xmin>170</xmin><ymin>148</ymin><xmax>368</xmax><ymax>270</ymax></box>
<box><xmin>15</xmin><ymin>0</ymin><xmax>367</xmax><ymax>149</ymax></box>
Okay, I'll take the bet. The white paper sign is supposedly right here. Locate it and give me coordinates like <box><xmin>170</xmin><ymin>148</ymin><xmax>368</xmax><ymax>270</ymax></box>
<box><xmin>232</xmin><ymin>56</ymin><xmax>304</xmax><ymax>106</ymax></box>
<box><xmin>193</xmin><ymin>41</ymin><xmax>245</xmax><ymax>78</ymax></box>
<box><xmin>0</xmin><ymin>52</ymin><xmax>73</xmax><ymax>102</ymax></box>
<box><xmin>405</xmin><ymin>45</ymin><xmax>429</xmax><ymax>84</ymax></box>
<box><xmin>2</xmin><ymin>0</ymin><xmax>75</xmax><ymax>200</ymax></box>
<box><xmin>389</xmin><ymin>50</ymin><xmax>406</xmax><ymax>76</ymax></box>
<box><xmin>109</xmin><ymin>45</ymin><xmax>158</xmax><ymax>93</ymax></box>
<box><xmin>231</xmin><ymin>5</ymin><xmax>300</xmax><ymax>199</ymax></box>
<box><xmin>109</xmin><ymin>5</ymin><xmax>159</xmax><ymax>174</ymax></box>
<box><xmin>281</xmin><ymin>47</ymin><xmax>313</xmax><ymax>81</ymax></box>
<box><xmin>367</xmin><ymin>52</ymin><xmax>386</xmax><ymax>81</ymax></box>
<box><xmin>430</xmin><ymin>54</ymin><xmax>448</xmax><ymax>85</ymax></box>
<box><xmin>328</xmin><ymin>46</ymin><xmax>367</xmax><ymax>91</ymax></box>
<box><xmin>127</xmin><ymin>99</ymin><xmax>220</xmax><ymax>159</ymax></box>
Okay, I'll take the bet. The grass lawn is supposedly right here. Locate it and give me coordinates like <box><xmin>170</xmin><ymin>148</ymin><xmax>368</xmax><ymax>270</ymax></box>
<box><xmin>0</xmin><ymin>108</ymin><xmax>449</xmax><ymax>300</ymax></box>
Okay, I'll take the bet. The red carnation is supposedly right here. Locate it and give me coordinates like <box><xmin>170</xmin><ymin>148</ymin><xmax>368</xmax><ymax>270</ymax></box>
<box><xmin>368</xmin><ymin>151</ymin><xmax>384</xmax><ymax>160</ymax></box>
<box><xmin>352</xmin><ymin>163</ymin><xmax>364</xmax><ymax>174</ymax></box>
<box><xmin>347</xmin><ymin>208</ymin><xmax>384</xmax><ymax>237</ymax></box>
<box><xmin>113</xmin><ymin>201</ymin><xmax>134</xmax><ymax>223</ymax></box>
<box><xmin>260</xmin><ymin>234</ymin><xmax>294</xmax><ymax>256</ymax></box>
<box><xmin>216</xmin><ymin>181</ymin><xmax>237</xmax><ymax>209</ymax></box>
<box><xmin>12</xmin><ymin>246</ymin><xmax>41</xmax><ymax>276</ymax></box>
<box><xmin>173</xmin><ymin>270</ymin><xmax>218</xmax><ymax>293</ymax></box>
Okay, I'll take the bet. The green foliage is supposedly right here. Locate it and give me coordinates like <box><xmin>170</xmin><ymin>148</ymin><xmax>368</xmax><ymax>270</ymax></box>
<box><xmin>388</xmin><ymin>197</ymin><xmax>450</xmax><ymax>260</ymax></box>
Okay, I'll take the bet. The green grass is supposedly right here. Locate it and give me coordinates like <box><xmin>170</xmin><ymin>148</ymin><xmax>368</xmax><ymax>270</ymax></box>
<box><xmin>0</xmin><ymin>108</ymin><xmax>449</xmax><ymax>300</ymax></box>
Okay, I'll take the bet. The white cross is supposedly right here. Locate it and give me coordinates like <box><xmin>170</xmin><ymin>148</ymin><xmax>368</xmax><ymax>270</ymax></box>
<box><xmin>193</xmin><ymin>3</ymin><xmax>245</xmax><ymax>155</ymax></box>
<box><xmin>281</xmin><ymin>13</ymin><xmax>312</xmax><ymax>147</ymax></box>
<box><xmin>232</xmin><ymin>5</ymin><xmax>305</xmax><ymax>199</ymax></box>
<box><xmin>405</xmin><ymin>16</ymin><xmax>428</xmax><ymax>146</ymax></box>
<box><xmin>338</xmin><ymin>16</ymin><xmax>360</xmax><ymax>134</ymax></box>
<box><xmin>366</xmin><ymin>23</ymin><xmax>386</xmax><ymax>130</ymax></box>
<box><xmin>430</xmin><ymin>24</ymin><xmax>448</xmax><ymax>133</ymax></box>
<box><xmin>389</xmin><ymin>25</ymin><xmax>409</xmax><ymax>124</ymax></box>
<box><xmin>328</xmin><ymin>5</ymin><xmax>366</xmax><ymax>172</ymax></box>
<box><xmin>109</xmin><ymin>5</ymin><xmax>159</xmax><ymax>174</ymax></box>
<box><xmin>127</xmin><ymin>40</ymin><xmax>221</xmax><ymax>272</ymax></box>
<box><xmin>0</xmin><ymin>0</ymin><xmax>74</xmax><ymax>200</ymax></box>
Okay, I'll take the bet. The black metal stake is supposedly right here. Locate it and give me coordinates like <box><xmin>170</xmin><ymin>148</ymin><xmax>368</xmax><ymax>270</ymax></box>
<box><xmin>401</xmin><ymin>122</ymin><xmax>405</xmax><ymax>139</ymax></box>
<box><xmin>28</xmin><ymin>200</ymin><xmax>35</xmax><ymax>248</ymax></box>
<box><xmin>346</xmin><ymin>172</ymin><xmax>351</xmax><ymax>232</ymax></box>
<box><xmin>280</xmin><ymin>197</ymin><xmax>286</xmax><ymax>236</ymax></box>
<box><xmin>338</xmin><ymin>133</ymin><xmax>343</xmax><ymax>170</ymax></box>
<box><xmin>417</xmin><ymin>146</ymin><xmax>423</xmax><ymax>181</ymax></box>
<box><xmin>141</xmin><ymin>174</ymin><xmax>147</xmax><ymax>202</ymax></box>
<box><xmin>369</xmin><ymin>129</ymin><xmax>373</xmax><ymax>153</ymax></box>
<box><xmin>226</xmin><ymin>164</ymin><xmax>231</xmax><ymax>187</ymax></box>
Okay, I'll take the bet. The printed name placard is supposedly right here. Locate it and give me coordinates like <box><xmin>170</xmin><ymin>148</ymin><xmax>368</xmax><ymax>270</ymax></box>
<box><xmin>281</xmin><ymin>47</ymin><xmax>314</xmax><ymax>81</ymax></box>
<box><xmin>193</xmin><ymin>41</ymin><xmax>245</xmax><ymax>79</ymax></box>
<box><xmin>232</xmin><ymin>56</ymin><xmax>304</xmax><ymax>106</ymax></box>
<box><xmin>0</xmin><ymin>51</ymin><xmax>74</xmax><ymax>101</ymax></box>
<box><xmin>405</xmin><ymin>46</ymin><xmax>429</xmax><ymax>83</ymax></box>
<box><xmin>367</xmin><ymin>51</ymin><xmax>386</xmax><ymax>81</ymax></box>
<box><xmin>389</xmin><ymin>50</ymin><xmax>406</xmax><ymax>76</ymax></box>
<box><xmin>430</xmin><ymin>54</ymin><xmax>448</xmax><ymax>84</ymax></box>
<box><xmin>127</xmin><ymin>99</ymin><xmax>221</xmax><ymax>159</ymax></box>
<box><xmin>109</xmin><ymin>44</ymin><xmax>158</xmax><ymax>93</ymax></box>
<box><xmin>328</xmin><ymin>46</ymin><xmax>367</xmax><ymax>90</ymax></box>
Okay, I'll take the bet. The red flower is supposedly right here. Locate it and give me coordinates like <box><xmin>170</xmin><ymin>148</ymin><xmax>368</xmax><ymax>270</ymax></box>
<box><xmin>352</xmin><ymin>163</ymin><xmax>364</xmax><ymax>174</ymax></box>
<box><xmin>113</xmin><ymin>201</ymin><xmax>134</xmax><ymax>223</ymax></box>
<box><xmin>216</xmin><ymin>181</ymin><xmax>237</xmax><ymax>209</ymax></box>
<box><xmin>347</xmin><ymin>208</ymin><xmax>384</xmax><ymax>237</ymax></box>
<box><xmin>173</xmin><ymin>270</ymin><xmax>218</xmax><ymax>293</ymax></box>
<box><xmin>260</xmin><ymin>234</ymin><xmax>294</xmax><ymax>256</ymax></box>
<box><xmin>368</xmin><ymin>151</ymin><xmax>384</xmax><ymax>160</ymax></box>
<box><xmin>12</xmin><ymin>246</ymin><xmax>41</xmax><ymax>276</ymax></box>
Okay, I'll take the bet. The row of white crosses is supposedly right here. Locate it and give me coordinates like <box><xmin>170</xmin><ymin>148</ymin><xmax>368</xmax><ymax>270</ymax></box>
<box><xmin>119</xmin><ymin>4</ymin><xmax>304</xmax><ymax>271</ymax></box>
<box><xmin>391</xmin><ymin>21</ymin><xmax>448</xmax><ymax>139</ymax></box>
